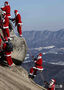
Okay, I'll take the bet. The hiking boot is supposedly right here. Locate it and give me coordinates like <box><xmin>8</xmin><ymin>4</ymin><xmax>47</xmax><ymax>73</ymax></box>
<box><xmin>19</xmin><ymin>35</ymin><xmax>22</xmax><ymax>37</ymax></box>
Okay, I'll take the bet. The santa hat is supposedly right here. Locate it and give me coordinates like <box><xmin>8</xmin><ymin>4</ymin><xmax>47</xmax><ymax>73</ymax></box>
<box><xmin>4</xmin><ymin>1</ymin><xmax>8</xmax><ymax>5</ymax></box>
<box><xmin>37</xmin><ymin>53</ymin><xmax>42</xmax><ymax>59</ymax></box>
<box><xmin>38</xmin><ymin>53</ymin><xmax>42</xmax><ymax>56</ymax></box>
<box><xmin>14</xmin><ymin>10</ymin><xmax>18</xmax><ymax>15</ymax></box>
<box><xmin>51</xmin><ymin>79</ymin><xmax>56</xmax><ymax>83</ymax></box>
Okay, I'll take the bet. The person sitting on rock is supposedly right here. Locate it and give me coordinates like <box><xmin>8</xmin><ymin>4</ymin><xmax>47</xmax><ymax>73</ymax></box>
<box><xmin>48</xmin><ymin>79</ymin><xmax>56</xmax><ymax>90</ymax></box>
<box><xmin>2</xmin><ymin>37</ymin><xmax>15</xmax><ymax>67</ymax></box>
<box><xmin>29</xmin><ymin>53</ymin><xmax>43</xmax><ymax>78</ymax></box>
<box><xmin>11</xmin><ymin>10</ymin><xmax>23</xmax><ymax>37</ymax></box>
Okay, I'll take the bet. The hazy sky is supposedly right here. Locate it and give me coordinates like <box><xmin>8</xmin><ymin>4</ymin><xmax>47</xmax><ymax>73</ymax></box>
<box><xmin>0</xmin><ymin>0</ymin><xmax>64</xmax><ymax>31</ymax></box>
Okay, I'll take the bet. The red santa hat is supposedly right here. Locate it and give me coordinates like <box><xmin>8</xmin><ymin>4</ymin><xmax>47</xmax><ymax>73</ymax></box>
<box><xmin>51</xmin><ymin>79</ymin><xmax>56</xmax><ymax>83</ymax></box>
<box><xmin>14</xmin><ymin>10</ymin><xmax>18</xmax><ymax>14</ymax></box>
<box><xmin>4</xmin><ymin>1</ymin><xmax>8</xmax><ymax>5</ymax></box>
<box><xmin>38</xmin><ymin>53</ymin><xmax>42</xmax><ymax>56</ymax></box>
<box><xmin>37</xmin><ymin>53</ymin><xmax>42</xmax><ymax>59</ymax></box>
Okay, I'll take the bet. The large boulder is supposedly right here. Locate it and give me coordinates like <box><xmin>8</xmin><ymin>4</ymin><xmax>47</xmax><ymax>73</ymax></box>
<box><xmin>0</xmin><ymin>9</ymin><xmax>27</xmax><ymax>64</ymax></box>
<box><xmin>10</xmin><ymin>31</ymin><xmax>27</xmax><ymax>64</ymax></box>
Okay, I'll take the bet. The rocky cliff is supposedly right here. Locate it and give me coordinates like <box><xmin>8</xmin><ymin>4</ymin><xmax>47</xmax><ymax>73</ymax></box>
<box><xmin>0</xmin><ymin>65</ymin><xmax>46</xmax><ymax>90</ymax></box>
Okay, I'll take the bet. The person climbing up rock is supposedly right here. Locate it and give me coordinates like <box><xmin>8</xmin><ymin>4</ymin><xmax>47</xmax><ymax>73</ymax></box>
<box><xmin>48</xmin><ymin>79</ymin><xmax>56</xmax><ymax>90</ymax></box>
<box><xmin>29</xmin><ymin>53</ymin><xmax>43</xmax><ymax>79</ymax></box>
<box><xmin>1</xmin><ymin>1</ymin><xmax>11</xmax><ymax>18</ymax></box>
<box><xmin>1</xmin><ymin>1</ymin><xmax>13</xmax><ymax>31</ymax></box>
<box><xmin>11</xmin><ymin>10</ymin><xmax>23</xmax><ymax>37</ymax></box>
<box><xmin>2</xmin><ymin>37</ymin><xmax>15</xmax><ymax>67</ymax></box>
<box><xmin>2</xmin><ymin>11</ymin><xmax>11</xmax><ymax>40</ymax></box>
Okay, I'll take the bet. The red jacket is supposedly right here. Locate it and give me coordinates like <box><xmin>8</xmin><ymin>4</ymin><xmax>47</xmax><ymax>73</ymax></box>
<box><xmin>35</xmin><ymin>56</ymin><xmax>43</xmax><ymax>66</ymax></box>
<box><xmin>34</xmin><ymin>56</ymin><xmax>43</xmax><ymax>70</ymax></box>
<box><xmin>3</xmin><ymin>43</ymin><xmax>11</xmax><ymax>56</ymax></box>
<box><xmin>3</xmin><ymin>15</ymin><xmax>9</xmax><ymax>29</ymax></box>
<box><xmin>12</xmin><ymin>13</ymin><xmax>22</xmax><ymax>26</ymax></box>
<box><xmin>1</xmin><ymin>5</ymin><xmax>11</xmax><ymax>18</ymax></box>
<box><xmin>48</xmin><ymin>84</ymin><xmax>55</xmax><ymax>90</ymax></box>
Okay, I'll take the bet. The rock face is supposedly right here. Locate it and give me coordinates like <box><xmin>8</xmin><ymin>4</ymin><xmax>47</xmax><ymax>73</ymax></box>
<box><xmin>10</xmin><ymin>31</ymin><xmax>27</xmax><ymax>64</ymax></box>
<box><xmin>0</xmin><ymin>10</ymin><xmax>27</xmax><ymax>64</ymax></box>
<box><xmin>0</xmin><ymin>66</ymin><xmax>46</xmax><ymax>90</ymax></box>
<box><xmin>0</xmin><ymin>29</ymin><xmax>27</xmax><ymax>64</ymax></box>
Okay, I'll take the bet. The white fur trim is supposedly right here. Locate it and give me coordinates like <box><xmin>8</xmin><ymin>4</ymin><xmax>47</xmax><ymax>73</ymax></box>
<box><xmin>3</xmin><ymin>26</ymin><xmax>9</xmax><ymax>29</ymax></box>
<box><xmin>3</xmin><ymin>19</ymin><xmax>5</xmax><ymax>23</ymax></box>
<box><xmin>2</xmin><ymin>11</ymin><xmax>6</xmax><ymax>14</ymax></box>
<box><xmin>37</xmin><ymin>56</ymin><xmax>42</xmax><ymax>59</ymax></box>
<box><xmin>33</xmin><ymin>67</ymin><xmax>43</xmax><ymax>71</ymax></box>
<box><xmin>16</xmin><ymin>12</ymin><xmax>18</xmax><ymax>16</ymax></box>
<box><xmin>5</xmin><ymin>54</ymin><xmax>11</xmax><ymax>57</ymax></box>
<box><xmin>29</xmin><ymin>73</ymin><xmax>33</xmax><ymax>75</ymax></box>
<box><xmin>8</xmin><ymin>16</ymin><xmax>11</xmax><ymax>18</ymax></box>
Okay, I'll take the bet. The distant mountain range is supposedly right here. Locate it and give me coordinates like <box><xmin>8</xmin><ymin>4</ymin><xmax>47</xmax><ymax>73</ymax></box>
<box><xmin>23</xmin><ymin>29</ymin><xmax>64</xmax><ymax>48</ymax></box>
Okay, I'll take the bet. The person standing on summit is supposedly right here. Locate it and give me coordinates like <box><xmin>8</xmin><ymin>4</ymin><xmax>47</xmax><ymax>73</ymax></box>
<box><xmin>1</xmin><ymin>1</ymin><xmax>11</xmax><ymax>18</ymax></box>
<box><xmin>2</xmin><ymin>11</ymin><xmax>10</xmax><ymax>40</ymax></box>
<box><xmin>12</xmin><ymin>10</ymin><xmax>23</xmax><ymax>37</ymax></box>
<box><xmin>1</xmin><ymin>1</ymin><xmax>13</xmax><ymax>31</ymax></box>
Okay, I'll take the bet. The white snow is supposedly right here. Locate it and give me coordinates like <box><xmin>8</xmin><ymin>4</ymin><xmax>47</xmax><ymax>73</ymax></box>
<box><xmin>34</xmin><ymin>45</ymin><xmax>55</xmax><ymax>51</ymax></box>
<box><xmin>25</xmin><ymin>57</ymin><xmax>29</xmax><ymax>60</ymax></box>
<box><xmin>49</xmin><ymin>61</ymin><xmax>64</xmax><ymax>65</ymax></box>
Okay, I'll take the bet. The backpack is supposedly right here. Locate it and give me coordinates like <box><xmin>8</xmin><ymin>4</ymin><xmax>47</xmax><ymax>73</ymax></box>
<box><xmin>5</xmin><ymin>41</ymin><xmax>13</xmax><ymax>52</ymax></box>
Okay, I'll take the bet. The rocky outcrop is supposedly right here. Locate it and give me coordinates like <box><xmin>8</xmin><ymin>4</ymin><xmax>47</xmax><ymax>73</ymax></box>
<box><xmin>0</xmin><ymin>29</ymin><xmax>27</xmax><ymax>64</ymax></box>
<box><xmin>0</xmin><ymin>66</ymin><xmax>46</xmax><ymax>90</ymax></box>
<box><xmin>0</xmin><ymin>9</ymin><xmax>27</xmax><ymax>64</ymax></box>
<box><xmin>10</xmin><ymin>31</ymin><xmax>27</xmax><ymax>64</ymax></box>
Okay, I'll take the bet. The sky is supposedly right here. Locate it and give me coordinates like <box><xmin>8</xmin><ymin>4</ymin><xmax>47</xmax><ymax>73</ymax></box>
<box><xmin>0</xmin><ymin>0</ymin><xmax>64</xmax><ymax>31</ymax></box>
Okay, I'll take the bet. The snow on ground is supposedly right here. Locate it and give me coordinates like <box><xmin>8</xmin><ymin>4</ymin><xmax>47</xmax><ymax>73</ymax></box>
<box><xmin>33</xmin><ymin>45</ymin><xmax>55</xmax><ymax>51</ymax></box>
<box><xmin>49</xmin><ymin>61</ymin><xmax>64</xmax><ymax>66</ymax></box>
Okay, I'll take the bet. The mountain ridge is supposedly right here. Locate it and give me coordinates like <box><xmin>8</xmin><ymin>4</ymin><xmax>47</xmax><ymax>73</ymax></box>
<box><xmin>23</xmin><ymin>29</ymin><xmax>64</xmax><ymax>48</ymax></box>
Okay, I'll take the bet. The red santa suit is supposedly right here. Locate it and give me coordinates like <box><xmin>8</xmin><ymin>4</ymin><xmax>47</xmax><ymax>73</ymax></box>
<box><xmin>1</xmin><ymin>1</ymin><xmax>11</xmax><ymax>18</ymax></box>
<box><xmin>48</xmin><ymin>79</ymin><xmax>56</xmax><ymax>90</ymax></box>
<box><xmin>13</xmin><ymin>10</ymin><xmax>22</xmax><ymax>36</ymax></box>
<box><xmin>2</xmin><ymin>38</ymin><xmax>13</xmax><ymax>66</ymax></box>
<box><xmin>2</xmin><ymin>12</ymin><xmax>10</xmax><ymax>40</ymax></box>
<box><xmin>29</xmin><ymin>53</ymin><xmax>43</xmax><ymax>76</ymax></box>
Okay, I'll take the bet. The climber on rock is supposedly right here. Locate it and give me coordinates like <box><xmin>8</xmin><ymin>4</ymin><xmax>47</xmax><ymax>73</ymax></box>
<box><xmin>1</xmin><ymin>1</ymin><xmax>11</xmax><ymax>18</ymax></box>
<box><xmin>2</xmin><ymin>11</ymin><xmax>11</xmax><ymax>40</ymax></box>
<box><xmin>2</xmin><ymin>37</ymin><xmax>15</xmax><ymax>67</ymax></box>
<box><xmin>48</xmin><ymin>79</ymin><xmax>56</xmax><ymax>90</ymax></box>
<box><xmin>1</xmin><ymin>1</ymin><xmax>13</xmax><ymax>31</ymax></box>
<box><xmin>11</xmin><ymin>10</ymin><xmax>23</xmax><ymax>37</ymax></box>
<box><xmin>29</xmin><ymin>53</ymin><xmax>43</xmax><ymax>78</ymax></box>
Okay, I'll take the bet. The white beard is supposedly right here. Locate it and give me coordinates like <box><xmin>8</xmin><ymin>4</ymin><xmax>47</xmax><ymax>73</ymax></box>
<box><xmin>49</xmin><ymin>82</ymin><xmax>54</xmax><ymax>87</ymax></box>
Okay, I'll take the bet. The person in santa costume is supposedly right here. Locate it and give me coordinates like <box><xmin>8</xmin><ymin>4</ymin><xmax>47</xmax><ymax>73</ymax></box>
<box><xmin>29</xmin><ymin>53</ymin><xmax>43</xmax><ymax>78</ymax></box>
<box><xmin>1</xmin><ymin>1</ymin><xmax>13</xmax><ymax>31</ymax></box>
<box><xmin>2</xmin><ymin>11</ymin><xmax>10</xmax><ymax>40</ymax></box>
<box><xmin>1</xmin><ymin>1</ymin><xmax>11</xmax><ymax>18</ymax></box>
<box><xmin>12</xmin><ymin>10</ymin><xmax>23</xmax><ymax>37</ymax></box>
<box><xmin>2</xmin><ymin>37</ymin><xmax>14</xmax><ymax>67</ymax></box>
<box><xmin>48</xmin><ymin>79</ymin><xmax>56</xmax><ymax>90</ymax></box>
